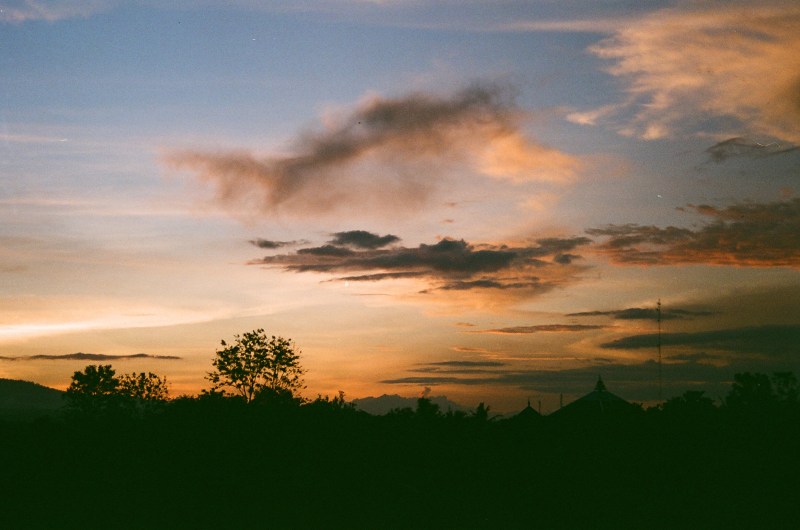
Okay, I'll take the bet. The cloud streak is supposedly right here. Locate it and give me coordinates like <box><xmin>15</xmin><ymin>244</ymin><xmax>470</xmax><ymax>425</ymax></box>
<box><xmin>0</xmin><ymin>352</ymin><xmax>181</xmax><ymax>361</ymax></box>
<box><xmin>581</xmin><ymin>4</ymin><xmax>800</xmax><ymax>141</ymax></box>
<box><xmin>474</xmin><ymin>324</ymin><xmax>605</xmax><ymax>334</ymax></box>
<box><xmin>567</xmin><ymin>307</ymin><xmax>713</xmax><ymax>321</ymax></box>
<box><xmin>164</xmin><ymin>84</ymin><xmax>580</xmax><ymax>218</ymax></box>
<box><xmin>0</xmin><ymin>0</ymin><xmax>111</xmax><ymax>23</ymax></box>
<box><xmin>600</xmin><ymin>325</ymin><xmax>800</xmax><ymax>360</ymax></box>
<box><xmin>587</xmin><ymin>199</ymin><xmax>800</xmax><ymax>268</ymax></box>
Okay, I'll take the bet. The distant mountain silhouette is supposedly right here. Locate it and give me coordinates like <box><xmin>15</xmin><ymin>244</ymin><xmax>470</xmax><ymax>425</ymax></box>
<box><xmin>353</xmin><ymin>393</ymin><xmax>466</xmax><ymax>415</ymax></box>
<box><xmin>0</xmin><ymin>352</ymin><xmax>180</xmax><ymax>361</ymax></box>
<box><xmin>0</xmin><ymin>378</ymin><xmax>64</xmax><ymax>419</ymax></box>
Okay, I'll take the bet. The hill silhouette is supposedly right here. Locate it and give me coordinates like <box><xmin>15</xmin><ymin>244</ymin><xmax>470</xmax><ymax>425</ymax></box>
<box><xmin>0</xmin><ymin>378</ymin><xmax>64</xmax><ymax>419</ymax></box>
<box><xmin>352</xmin><ymin>393</ymin><xmax>466</xmax><ymax>415</ymax></box>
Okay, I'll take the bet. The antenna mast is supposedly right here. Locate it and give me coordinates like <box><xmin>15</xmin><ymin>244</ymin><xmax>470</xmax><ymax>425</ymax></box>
<box><xmin>657</xmin><ymin>299</ymin><xmax>662</xmax><ymax>402</ymax></box>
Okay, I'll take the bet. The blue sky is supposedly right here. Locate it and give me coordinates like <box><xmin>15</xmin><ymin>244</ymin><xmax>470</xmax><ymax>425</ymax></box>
<box><xmin>2</xmin><ymin>1</ymin><xmax>799</xmax><ymax>412</ymax></box>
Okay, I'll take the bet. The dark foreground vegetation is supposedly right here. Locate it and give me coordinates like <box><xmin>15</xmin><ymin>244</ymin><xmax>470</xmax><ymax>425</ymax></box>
<box><xmin>2</xmin><ymin>380</ymin><xmax>799</xmax><ymax>529</ymax></box>
<box><xmin>2</xmin><ymin>332</ymin><xmax>799</xmax><ymax>529</ymax></box>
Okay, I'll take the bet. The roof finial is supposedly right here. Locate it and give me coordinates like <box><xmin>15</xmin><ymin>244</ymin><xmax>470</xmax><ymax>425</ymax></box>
<box><xmin>595</xmin><ymin>376</ymin><xmax>606</xmax><ymax>392</ymax></box>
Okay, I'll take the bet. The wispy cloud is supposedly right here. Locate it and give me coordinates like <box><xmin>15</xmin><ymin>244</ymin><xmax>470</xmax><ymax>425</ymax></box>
<box><xmin>252</xmin><ymin>231</ymin><xmax>591</xmax><ymax>296</ymax></box>
<box><xmin>497</xmin><ymin>18</ymin><xmax>622</xmax><ymax>34</ymax></box>
<box><xmin>428</xmin><ymin>360</ymin><xmax>506</xmax><ymax>368</ymax></box>
<box><xmin>164</xmin><ymin>84</ymin><xmax>580</xmax><ymax>218</ymax></box>
<box><xmin>567</xmin><ymin>307</ymin><xmax>713</xmax><ymax>321</ymax></box>
<box><xmin>0</xmin><ymin>352</ymin><xmax>181</xmax><ymax>361</ymax></box>
<box><xmin>410</xmin><ymin>360</ymin><xmax>508</xmax><ymax>375</ymax></box>
<box><xmin>578</xmin><ymin>4</ymin><xmax>800</xmax><ymax>141</ymax></box>
<box><xmin>0</xmin><ymin>133</ymin><xmax>68</xmax><ymax>143</ymax></box>
<box><xmin>0</xmin><ymin>0</ymin><xmax>112</xmax><ymax>23</ymax></box>
<box><xmin>705</xmin><ymin>137</ymin><xmax>799</xmax><ymax>163</ymax></box>
<box><xmin>587</xmin><ymin>199</ymin><xmax>800</xmax><ymax>268</ymax></box>
<box><xmin>474</xmin><ymin>324</ymin><xmax>605</xmax><ymax>334</ymax></box>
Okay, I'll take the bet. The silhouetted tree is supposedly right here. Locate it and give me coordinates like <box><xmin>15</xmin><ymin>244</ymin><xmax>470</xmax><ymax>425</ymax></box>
<box><xmin>722</xmin><ymin>371</ymin><xmax>798</xmax><ymax>414</ymax></box>
<box><xmin>662</xmin><ymin>390</ymin><xmax>716</xmax><ymax>417</ymax></box>
<box><xmin>308</xmin><ymin>391</ymin><xmax>355</xmax><ymax>411</ymax></box>
<box><xmin>65</xmin><ymin>365</ymin><xmax>171</xmax><ymax>416</ymax></box>
<box><xmin>67</xmin><ymin>364</ymin><xmax>118</xmax><ymax>397</ymax></box>
<box><xmin>118</xmin><ymin>372</ymin><xmax>170</xmax><ymax>401</ymax></box>
<box><xmin>471</xmin><ymin>402</ymin><xmax>493</xmax><ymax>422</ymax></box>
<box><xmin>726</xmin><ymin>372</ymin><xmax>774</xmax><ymax>411</ymax></box>
<box><xmin>415</xmin><ymin>397</ymin><xmax>440</xmax><ymax>419</ymax></box>
<box><xmin>117</xmin><ymin>371</ymin><xmax>170</xmax><ymax>415</ymax></box>
<box><xmin>771</xmin><ymin>371</ymin><xmax>798</xmax><ymax>407</ymax></box>
<box><xmin>65</xmin><ymin>364</ymin><xmax>120</xmax><ymax>413</ymax></box>
<box><xmin>386</xmin><ymin>406</ymin><xmax>414</xmax><ymax>420</ymax></box>
<box><xmin>207</xmin><ymin>329</ymin><xmax>305</xmax><ymax>403</ymax></box>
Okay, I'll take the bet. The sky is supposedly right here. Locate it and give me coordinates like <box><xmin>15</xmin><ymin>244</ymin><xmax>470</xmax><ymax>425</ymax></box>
<box><xmin>2</xmin><ymin>0</ymin><xmax>799</xmax><ymax>413</ymax></box>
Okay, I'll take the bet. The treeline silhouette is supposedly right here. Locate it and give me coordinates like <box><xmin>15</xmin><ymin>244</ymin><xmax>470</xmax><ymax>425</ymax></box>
<box><xmin>2</xmin><ymin>374</ymin><xmax>799</xmax><ymax>529</ymax></box>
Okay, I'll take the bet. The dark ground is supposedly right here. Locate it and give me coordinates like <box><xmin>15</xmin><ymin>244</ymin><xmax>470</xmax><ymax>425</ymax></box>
<box><xmin>2</xmin><ymin>396</ymin><xmax>799</xmax><ymax>529</ymax></box>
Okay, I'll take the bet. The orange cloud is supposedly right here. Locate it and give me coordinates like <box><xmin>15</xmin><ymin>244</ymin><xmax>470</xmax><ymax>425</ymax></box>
<box><xmin>583</xmin><ymin>4</ymin><xmax>800</xmax><ymax>142</ymax></box>
<box><xmin>479</xmin><ymin>133</ymin><xmax>580</xmax><ymax>184</ymax></box>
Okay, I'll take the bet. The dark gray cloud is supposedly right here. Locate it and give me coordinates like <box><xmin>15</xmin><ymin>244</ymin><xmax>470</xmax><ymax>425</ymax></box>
<box><xmin>382</xmin><ymin>356</ymin><xmax>797</xmax><ymax>404</ymax></box>
<box><xmin>381</xmin><ymin>359</ymin><xmax>735</xmax><ymax>403</ymax></box>
<box><xmin>667</xmin><ymin>352</ymin><xmax>718</xmax><ymax>363</ymax></box>
<box><xmin>252</xmin><ymin>234</ymin><xmax>591</xmax><ymax>293</ymax></box>
<box><xmin>329</xmin><ymin>230</ymin><xmax>400</xmax><ymax>249</ymax></box>
<box><xmin>553</xmin><ymin>253</ymin><xmax>581</xmax><ymax>265</ymax></box>
<box><xmin>431</xmin><ymin>279</ymin><xmax>546</xmax><ymax>292</ymax></box>
<box><xmin>297</xmin><ymin>245</ymin><xmax>356</xmax><ymax>258</ymax></box>
<box><xmin>411</xmin><ymin>360</ymin><xmax>508</xmax><ymax>374</ymax></box>
<box><xmin>600</xmin><ymin>325</ymin><xmax>800</xmax><ymax>359</ymax></box>
<box><xmin>249</xmin><ymin>238</ymin><xmax>307</xmax><ymax>249</ymax></box>
<box><xmin>567</xmin><ymin>307</ymin><xmax>714</xmax><ymax>321</ymax></box>
<box><xmin>0</xmin><ymin>352</ymin><xmax>181</xmax><ymax>361</ymax></box>
<box><xmin>331</xmin><ymin>271</ymin><xmax>426</xmax><ymax>282</ymax></box>
<box><xmin>706</xmin><ymin>137</ymin><xmax>798</xmax><ymax>163</ymax></box>
<box><xmin>164</xmin><ymin>84</ymin><xmax>577</xmax><ymax>217</ymax></box>
<box><xmin>475</xmin><ymin>324</ymin><xmax>605</xmax><ymax>334</ymax></box>
<box><xmin>382</xmin><ymin>375</ymin><xmax>496</xmax><ymax>386</ymax></box>
<box><xmin>587</xmin><ymin>199</ymin><xmax>800</xmax><ymax>267</ymax></box>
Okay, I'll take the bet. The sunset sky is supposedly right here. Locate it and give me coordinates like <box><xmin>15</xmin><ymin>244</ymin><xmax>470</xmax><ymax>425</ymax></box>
<box><xmin>2</xmin><ymin>0</ymin><xmax>799</xmax><ymax>413</ymax></box>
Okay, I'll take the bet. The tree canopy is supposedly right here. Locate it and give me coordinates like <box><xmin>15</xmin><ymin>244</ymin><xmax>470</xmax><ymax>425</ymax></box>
<box><xmin>207</xmin><ymin>329</ymin><xmax>305</xmax><ymax>403</ymax></box>
<box><xmin>66</xmin><ymin>364</ymin><xmax>119</xmax><ymax>398</ymax></box>
<box><xmin>118</xmin><ymin>372</ymin><xmax>170</xmax><ymax>402</ymax></box>
<box><xmin>65</xmin><ymin>364</ymin><xmax>169</xmax><ymax>414</ymax></box>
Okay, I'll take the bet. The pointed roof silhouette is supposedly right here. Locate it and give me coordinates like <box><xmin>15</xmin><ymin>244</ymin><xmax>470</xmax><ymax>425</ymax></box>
<box><xmin>513</xmin><ymin>398</ymin><xmax>541</xmax><ymax>421</ymax></box>
<box><xmin>549</xmin><ymin>376</ymin><xmax>637</xmax><ymax>419</ymax></box>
